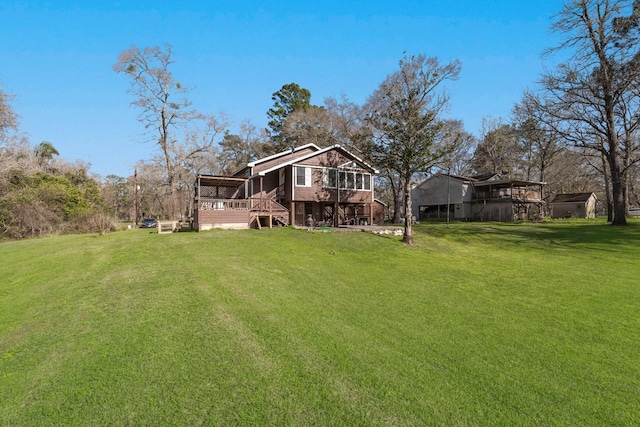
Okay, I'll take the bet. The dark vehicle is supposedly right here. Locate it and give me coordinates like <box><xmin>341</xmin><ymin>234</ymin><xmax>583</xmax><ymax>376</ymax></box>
<box><xmin>140</xmin><ymin>218</ymin><xmax>157</xmax><ymax>228</ymax></box>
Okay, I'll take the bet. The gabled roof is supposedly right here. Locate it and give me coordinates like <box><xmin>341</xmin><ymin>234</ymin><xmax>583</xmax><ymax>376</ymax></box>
<box><xmin>436</xmin><ymin>173</ymin><xmax>499</xmax><ymax>183</ymax></box>
<box><xmin>230</xmin><ymin>143</ymin><xmax>321</xmax><ymax>177</ymax></box>
<box><xmin>247</xmin><ymin>143</ymin><xmax>320</xmax><ymax>167</ymax></box>
<box><xmin>472</xmin><ymin>178</ymin><xmax>545</xmax><ymax>187</ymax></box>
<box><xmin>254</xmin><ymin>144</ymin><xmax>378</xmax><ymax>177</ymax></box>
<box><xmin>413</xmin><ymin>172</ymin><xmax>474</xmax><ymax>190</ymax></box>
<box><xmin>550</xmin><ymin>192</ymin><xmax>597</xmax><ymax>203</ymax></box>
<box><xmin>470</xmin><ymin>173</ymin><xmax>501</xmax><ymax>182</ymax></box>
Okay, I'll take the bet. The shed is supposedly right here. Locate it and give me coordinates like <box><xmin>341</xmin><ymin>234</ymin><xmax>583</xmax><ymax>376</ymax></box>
<box><xmin>550</xmin><ymin>193</ymin><xmax>597</xmax><ymax>219</ymax></box>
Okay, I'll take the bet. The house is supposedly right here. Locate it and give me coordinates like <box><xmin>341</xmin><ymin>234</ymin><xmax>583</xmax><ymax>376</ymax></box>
<box><xmin>549</xmin><ymin>192</ymin><xmax>597</xmax><ymax>219</ymax></box>
<box><xmin>194</xmin><ymin>144</ymin><xmax>380</xmax><ymax>230</ymax></box>
<box><xmin>411</xmin><ymin>173</ymin><xmax>545</xmax><ymax>222</ymax></box>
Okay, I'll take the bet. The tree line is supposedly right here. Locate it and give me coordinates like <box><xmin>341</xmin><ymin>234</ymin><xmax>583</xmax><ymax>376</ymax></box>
<box><xmin>2</xmin><ymin>0</ymin><xmax>640</xmax><ymax>242</ymax></box>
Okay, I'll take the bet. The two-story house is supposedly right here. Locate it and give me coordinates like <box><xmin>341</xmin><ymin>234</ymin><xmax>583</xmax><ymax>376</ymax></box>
<box><xmin>194</xmin><ymin>144</ymin><xmax>382</xmax><ymax>230</ymax></box>
<box><xmin>411</xmin><ymin>173</ymin><xmax>545</xmax><ymax>222</ymax></box>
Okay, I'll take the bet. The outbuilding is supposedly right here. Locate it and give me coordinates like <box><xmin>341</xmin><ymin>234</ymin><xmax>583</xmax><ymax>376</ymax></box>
<box><xmin>550</xmin><ymin>192</ymin><xmax>598</xmax><ymax>219</ymax></box>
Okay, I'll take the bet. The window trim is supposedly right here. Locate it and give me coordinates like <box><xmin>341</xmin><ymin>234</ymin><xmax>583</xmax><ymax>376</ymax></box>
<box><xmin>295</xmin><ymin>166</ymin><xmax>312</xmax><ymax>187</ymax></box>
<box><xmin>322</xmin><ymin>168</ymin><xmax>372</xmax><ymax>191</ymax></box>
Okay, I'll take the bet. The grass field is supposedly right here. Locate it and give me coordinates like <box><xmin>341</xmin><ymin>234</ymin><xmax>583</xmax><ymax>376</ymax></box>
<box><xmin>1</xmin><ymin>220</ymin><xmax>639</xmax><ymax>425</ymax></box>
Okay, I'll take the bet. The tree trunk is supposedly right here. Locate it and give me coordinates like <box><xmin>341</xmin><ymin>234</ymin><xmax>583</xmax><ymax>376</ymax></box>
<box><xmin>388</xmin><ymin>173</ymin><xmax>403</xmax><ymax>223</ymax></box>
<box><xmin>403</xmin><ymin>177</ymin><xmax>413</xmax><ymax>245</ymax></box>
<box><xmin>601</xmin><ymin>152</ymin><xmax>613</xmax><ymax>222</ymax></box>
<box><xmin>607</xmin><ymin>150</ymin><xmax>627</xmax><ymax>225</ymax></box>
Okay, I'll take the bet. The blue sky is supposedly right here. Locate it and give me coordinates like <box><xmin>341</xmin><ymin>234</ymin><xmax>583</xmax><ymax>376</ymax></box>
<box><xmin>1</xmin><ymin>1</ymin><xmax>563</xmax><ymax>178</ymax></box>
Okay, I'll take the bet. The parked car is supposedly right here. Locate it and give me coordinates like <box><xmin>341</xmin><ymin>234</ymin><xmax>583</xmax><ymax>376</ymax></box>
<box><xmin>140</xmin><ymin>218</ymin><xmax>157</xmax><ymax>228</ymax></box>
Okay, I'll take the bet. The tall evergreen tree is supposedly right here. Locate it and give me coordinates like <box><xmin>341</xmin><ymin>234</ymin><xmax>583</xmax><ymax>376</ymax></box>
<box><xmin>266</xmin><ymin>83</ymin><xmax>312</xmax><ymax>153</ymax></box>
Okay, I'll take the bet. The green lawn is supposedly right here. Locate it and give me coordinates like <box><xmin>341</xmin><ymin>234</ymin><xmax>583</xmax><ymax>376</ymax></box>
<box><xmin>1</xmin><ymin>220</ymin><xmax>639</xmax><ymax>426</ymax></box>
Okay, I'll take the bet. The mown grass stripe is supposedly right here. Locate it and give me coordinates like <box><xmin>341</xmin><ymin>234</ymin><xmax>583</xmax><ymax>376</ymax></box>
<box><xmin>1</xmin><ymin>220</ymin><xmax>639</xmax><ymax>425</ymax></box>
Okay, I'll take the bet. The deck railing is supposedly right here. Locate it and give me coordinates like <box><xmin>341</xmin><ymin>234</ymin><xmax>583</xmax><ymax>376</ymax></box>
<box><xmin>250</xmin><ymin>198</ymin><xmax>289</xmax><ymax>214</ymax></box>
<box><xmin>473</xmin><ymin>189</ymin><xmax>541</xmax><ymax>201</ymax></box>
<box><xmin>199</xmin><ymin>197</ymin><xmax>290</xmax><ymax>215</ymax></box>
<box><xmin>199</xmin><ymin>199</ymin><xmax>249</xmax><ymax>211</ymax></box>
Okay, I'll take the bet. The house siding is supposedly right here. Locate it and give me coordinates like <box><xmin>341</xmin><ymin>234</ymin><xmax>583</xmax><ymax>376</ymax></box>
<box><xmin>550</xmin><ymin>193</ymin><xmax>597</xmax><ymax>219</ymax></box>
<box><xmin>196</xmin><ymin>209</ymin><xmax>251</xmax><ymax>230</ymax></box>
<box><xmin>250</xmin><ymin>170</ymin><xmax>280</xmax><ymax>198</ymax></box>
<box><xmin>472</xmin><ymin>200</ymin><xmax>515</xmax><ymax>222</ymax></box>
<box><xmin>299</xmin><ymin>151</ymin><xmax>355</xmax><ymax>168</ymax></box>
<box><xmin>412</xmin><ymin>175</ymin><xmax>471</xmax><ymax>220</ymax></box>
<box><xmin>551</xmin><ymin>199</ymin><xmax>596</xmax><ymax>218</ymax></box>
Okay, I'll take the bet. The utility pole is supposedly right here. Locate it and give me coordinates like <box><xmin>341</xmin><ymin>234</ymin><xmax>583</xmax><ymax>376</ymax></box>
<box><xmin>134</xmin><ymin>169</ymin><xmax>140</xmax><ymax>225</ymax></box>
<box><xmin>447</xmin><ymin>168</ymin><xmax>451</xmax><ymax>226</ymax></box>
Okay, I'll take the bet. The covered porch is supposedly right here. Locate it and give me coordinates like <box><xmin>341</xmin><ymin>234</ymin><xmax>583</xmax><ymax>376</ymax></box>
<box><xmin>472</xmin><ymin>179</ymin><xmax>544</xmax><ymax>202</ymax></box>
<box><xmin>290</xmin><ymin>201</ymin><xmax>375</xmax><ymax>227</ymax></box>
<box><xmin>194</xmin><ymin>175</ymin><xmax>290</xmax><ymax>230</ymax></box>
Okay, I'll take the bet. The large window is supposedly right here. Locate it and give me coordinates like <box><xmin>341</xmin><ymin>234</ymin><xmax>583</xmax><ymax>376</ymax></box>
<box><xmin>295</xmin><ymin>166</ymin><xmax>311</xmax><ymax>187</ymax></box>
<box><xmin>323</xmin><ymin>168</ymin><xmax>371</xmax><ymax>191</ymax></box>
<box><xmin>323</xmin><ymin>168</ymin><xmax>337</xmax><ymax>188</ymax></box>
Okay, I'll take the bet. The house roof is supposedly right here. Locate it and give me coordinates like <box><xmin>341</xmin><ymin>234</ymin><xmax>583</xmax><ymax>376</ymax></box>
<box><xmin>246</xmin><ymin>143</ymin><xmax>321</xmax><ymax>167</ymax></box>
<box><xmin>433</xmin><ymin>172</ymin><xmax>500</xmax><ymax>182</ymax></box>
<box><xmin>229</xmin><ymin>143</ymin><xmax>322</xmax><ymax>177</ymax></box>
<box><xmin>413</xmin><ymin>173</ymin><xmax>471</xmax><ymax>189</ymax></box>
<box><xmin>472</xmin><ymin>178</ymin><xmax>545</xmax><ymax>187</ymax></box>
<box><xmin>469</xmin><ymin>173</ymin><xmax>500</xmax><ymax>182</ymax></box>
<box><xmin>550</xmin><ymin>192</ymin><xmax>596</xmax><ymax>203</ymax></box>
<box><xmin>254</xmin><ymin>144</ymin><xmax>378</xmax><ymax>177</ymax></box>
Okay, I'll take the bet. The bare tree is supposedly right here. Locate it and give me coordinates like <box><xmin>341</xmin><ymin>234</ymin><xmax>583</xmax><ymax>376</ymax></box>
<box><xmin>324</xmin><ymin>95</ymin><xmax>367</xmax><ymax>147</ymax></box>
<box><xmin>513</xmin><ymin>93</ymin><xmax>564</xmax><ymax>192</ymax></box>
<box><xmin>364</xmin><ymin>53</ymin><xmax>461</xmax><ymax>244</ymax></box>
<box><xmin>433</xmin><ymin>119</ymin><xmax>476</xmax><ymax>176</ymax></box>
<box><xmin>114</xmin><ymin>44</ymin><xmax>224</xmax><ymax>218</ymax></box>
<box><xmin>218</xmin><ymin>120</ymin><xmax>266</xmax><ymax>175</ymax></box>
<box><xmin>540</xmin><ymin>0</ymin><xmax>640</xmax><ymax>224</ymax></box>
<box><xmin>0</xmin><ymin>82</ymin><xmax>19</xmax><ymax>143</ymax></box>
<box><xmin>281</xmin><ymin>105</ymin><xmax>340</xmax><ymax>148</ymax></box>
<box><xmin>471</xmin><ymin>117</ymin><xmax>522</xmax><ymax>177</ymax></box>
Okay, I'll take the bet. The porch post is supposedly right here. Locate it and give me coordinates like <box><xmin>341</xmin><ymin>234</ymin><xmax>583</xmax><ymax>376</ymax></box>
<box><xmin>290</xmin><ymin>201</ymin><xmax>296</xmax><ymax>226</ymax></box>
<box><xmin>260</xmin><ymin>176</ymin><xmax>264</xmax><ymax>212</ymax></box>
<box><xmin>335</xmin><ymin>168</ymin><xmax>340</xmax><ymax>227</ymax></box>
<box><xmin>246</xmin><ymin>178</ymin><xmax>250</xmax><ymax>209</ymax></box>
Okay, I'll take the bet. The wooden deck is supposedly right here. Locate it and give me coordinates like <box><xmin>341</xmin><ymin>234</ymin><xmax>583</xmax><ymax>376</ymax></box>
<box><xmin>196</xmin><ymin>197</ymin><xmax>290</xmax><ymax>229</ymax></box>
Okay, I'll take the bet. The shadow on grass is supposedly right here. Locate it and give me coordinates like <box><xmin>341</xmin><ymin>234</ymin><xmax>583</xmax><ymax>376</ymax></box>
<box><xmin>414</xmin><ymin>219</ymin><xmax>640</xmax><ymax>252</ymax></box>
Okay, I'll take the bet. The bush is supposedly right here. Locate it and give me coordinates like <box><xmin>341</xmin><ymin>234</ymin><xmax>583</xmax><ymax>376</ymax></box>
<box><xmin>66</xmin><ymin>211</ymin><xmax>117</xmax><ymax>235</ymax></box>
<box><xmin>1</xmin><ymin>170</ymin><xmax>111</xmax><ymax>239</ymax></box>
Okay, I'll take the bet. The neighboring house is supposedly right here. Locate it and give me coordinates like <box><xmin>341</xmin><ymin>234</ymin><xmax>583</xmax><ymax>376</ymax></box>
<box><xmin>411</xmin><ymin>173</ymin><xmax>545</xmax><ymax>222</ymax></box>
<box><xmin>550</xmin><ymin>192</ymin><xmax>597</xmax><ymax>219</ymax></box>
<box><xmin>194</xmin><ymin>144</ymin><xmax>380</xmax><ymax>230</ymax></box>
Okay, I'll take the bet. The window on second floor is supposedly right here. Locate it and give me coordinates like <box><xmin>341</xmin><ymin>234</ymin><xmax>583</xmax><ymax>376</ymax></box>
<box><xmin>323</xmin><ymin>168</ymin><xmax>371</xmax><ymax>191</ymax></box>
<box><xmin>295</xmin><ymin>166</ymin><xmax>311</xmax><ymax>187</ymax></box>
<box><xmin>323</xmin><ymin>168</ymin><xmax>337</xmax><ymax>188</ymax></box>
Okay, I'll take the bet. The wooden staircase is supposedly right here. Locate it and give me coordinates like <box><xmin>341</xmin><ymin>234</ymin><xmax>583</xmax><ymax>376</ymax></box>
<box><xmin>250</xmin><ymin>198</ymin><xmax>289</xmax><ymax>228</ymax></box>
